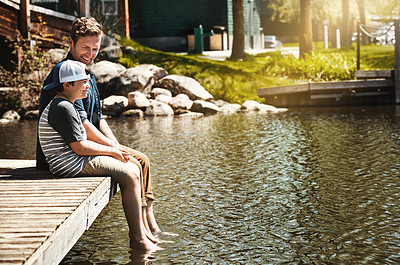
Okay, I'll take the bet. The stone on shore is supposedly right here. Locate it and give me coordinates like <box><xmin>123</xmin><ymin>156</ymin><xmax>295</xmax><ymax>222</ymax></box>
<box><xmin>2</xmin><ymin>110</ymin><xmax>20</xmax><ymax>121</ymax></box>
<box><xmin>24</xmin><ymin>110</ymin><xmax>39</xmax><ymax>119</ymax></box>
<box><xmin>168</xmin><ymin>94</ymin><xmax>193</xmax><ymax>110</ymax></box>
<box><xmin>151</xmin><ymin>88</ymin><xmax>172</xmax><ymax>98</ymax></box>
<box><xmin>156</xmin><ymin>75</ymin><xmax>213</xmax><ymax>101</ymax></box>
<box><xmin>123</xmin><ymin>109</ymin><xmax>144</xmax><ymax>117</ymax></box>
<box><xmin>190</xmin><ymin>100</ymin><xmax>219</xmax><ymax>115</ymax></box>
<box><xmin>219</xmin><ymin>103</ymin><xmax>241</xmax><ymax>113</ymax></box>
<box><xmin>102</xmin><ymin>95</ymin><xmax>128</xmax><ymax>116</ymax></box>
<box><xmin>127</xmin><ymin>91</ymin><xmax>150</xmax><ymax>109</ymax></box>
<box><xmin>106</xmin><ymin>64</ymin><xmax>168</xmax><ymax>97</ymax></box>
<box><xmin>145</xmin><ymin>100</ymin><xmax>174</xmax><ymax>116</ymax></box>
<box><xmin>91</xmin><ymin>61</ymin><xmax>126</xmax><ymax>98</ymax></box>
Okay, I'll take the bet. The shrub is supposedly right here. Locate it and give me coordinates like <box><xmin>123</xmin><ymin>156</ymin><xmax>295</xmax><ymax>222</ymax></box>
<box><xmin>0</xmin><ymin>32</ymin><xmax>53</xmax><ymax>114</ymax></box>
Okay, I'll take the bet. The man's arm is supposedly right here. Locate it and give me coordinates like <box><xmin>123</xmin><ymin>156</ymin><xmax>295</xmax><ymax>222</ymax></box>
<box><xmin>99</xmin><ymin>118</ymin><xmax>120</xmax><ymax>146</ymax></box>
<box><xmin>82</xmin><ymin>119</ymin><xmax>117</xmax><ymax>147</ymax></box>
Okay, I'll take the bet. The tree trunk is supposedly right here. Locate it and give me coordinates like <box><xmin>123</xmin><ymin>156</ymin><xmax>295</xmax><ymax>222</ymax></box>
<box><xmin>356</xmin><ymin>0</ymin><xmax>368</xmax><ymax>45</ymax></box>
<box><xmin>230</xmin><ymin>0</ymin><xmax>245</xmax><ymax>60</ymax></box>
<box><xmin>341</xmin><ymin>0</ymin><xmax>350</xmax><ymax>48</ymax></box>
<box><xmin>300</xmin><ymin>0</ymin><xmax>313</xmax><ymax>59</ymax></box>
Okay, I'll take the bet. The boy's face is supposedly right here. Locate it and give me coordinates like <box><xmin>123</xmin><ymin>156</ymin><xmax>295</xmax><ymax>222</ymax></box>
<box><xmin>70</xmin><ymin>78</ymin><xmax>90</xmax><ymax>99</ymax></box>
<box><xmin>68</xmin><ymin>35</ymin><xmax>102</xmax><ymax>65</ymax></box>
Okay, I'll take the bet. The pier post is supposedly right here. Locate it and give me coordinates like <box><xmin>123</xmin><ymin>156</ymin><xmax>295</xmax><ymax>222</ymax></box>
<box><xmin>395</xmin><ymin>19</ymin><xmax>400</xmax><ymax>104</ymax></box>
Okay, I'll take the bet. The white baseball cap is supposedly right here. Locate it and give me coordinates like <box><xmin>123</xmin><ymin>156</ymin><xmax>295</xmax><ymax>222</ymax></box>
<box><xmin>43</xmin><ymin>60</ymin><xmax>90</xmax><ymax>90</ymax></box>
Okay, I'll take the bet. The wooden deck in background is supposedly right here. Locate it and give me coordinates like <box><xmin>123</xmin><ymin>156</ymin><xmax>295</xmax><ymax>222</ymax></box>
<box><xmin>0</xmin><ymin>159</ymin><xmax>118</xmax><ymax>265</ymax></box>
<box><xmin>257</xmin><ymin>70</ymin><xmax>396</xmax><ymax>107</ymax></box>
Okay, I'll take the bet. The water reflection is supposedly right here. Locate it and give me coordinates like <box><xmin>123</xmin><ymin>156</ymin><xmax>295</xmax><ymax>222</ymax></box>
<box><xmin>2</xmin><ymin>106</ymin><xmax>400</xmax><ymax>264</ymax></box>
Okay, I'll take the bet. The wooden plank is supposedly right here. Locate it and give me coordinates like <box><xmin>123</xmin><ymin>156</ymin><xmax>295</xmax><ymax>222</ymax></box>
<box><xmin>355</xmin><ymin>70</ymin><xmax>393</xmax><ymax>79</ymax></box>
<box><xmin>0</xmin><ymin>159</ymin><xmax>117</xmax><ymax>265</ymax></box>
<box><xmin>309</xmin><ymin>79</ymin><xmax>394</xmax><ymax>91</ymax></box>
<box><xmin>257</xmin><ymin>83</ymin><xmax>309</xmax><ymax>97</ymax></box>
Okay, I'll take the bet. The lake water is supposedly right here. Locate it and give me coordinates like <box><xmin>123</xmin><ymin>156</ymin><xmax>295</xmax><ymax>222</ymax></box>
<box><xmin>1</xmin><ymin>105</ymin><xmax>400</xmax><ymax>264</ymax></box>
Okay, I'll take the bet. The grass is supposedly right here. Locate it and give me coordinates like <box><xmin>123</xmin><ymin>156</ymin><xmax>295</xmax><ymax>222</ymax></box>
<box><xmin>118</xmin><ymin>38</ymin><xmax>396</xmax><ymax>104</ymax></box>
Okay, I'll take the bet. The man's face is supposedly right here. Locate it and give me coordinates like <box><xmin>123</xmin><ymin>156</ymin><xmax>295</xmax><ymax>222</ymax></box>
<box><xmin>68</xmin><ymin>35</ymin><xmax>102</xmax><ymax>65</ymax></box>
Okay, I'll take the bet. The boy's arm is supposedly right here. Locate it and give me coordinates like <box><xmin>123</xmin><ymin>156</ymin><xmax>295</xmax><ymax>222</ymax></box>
<box><xmin>69</xmin><ymin>140</ymin><xmax>129</xmax><ymax>162</ymax></box>
<box><xmin>82</xmin><ymin>119</ymin><xmax>117</xmax><ymax>147</ymax></box>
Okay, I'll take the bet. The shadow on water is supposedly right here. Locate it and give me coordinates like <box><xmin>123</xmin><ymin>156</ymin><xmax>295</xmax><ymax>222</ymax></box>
<box><xmin>3</xmin><ymin>105</ymin><xmax>400</xmax><ymax>264</ymax></box>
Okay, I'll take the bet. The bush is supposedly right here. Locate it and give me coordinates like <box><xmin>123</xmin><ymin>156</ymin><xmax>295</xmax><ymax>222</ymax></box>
<box><xmin>0</xmin><ymin>32</ymin><xmax>53</xmax><ymax>114</ymax></box>
<box><xmin>263</xmin><ymin>52</ymin><xmax>357</xmax><ymax>82</ymax></box>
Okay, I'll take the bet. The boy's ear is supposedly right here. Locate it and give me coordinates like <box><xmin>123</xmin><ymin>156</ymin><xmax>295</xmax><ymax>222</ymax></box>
<box><xmin>63</xmin><ymin>82</ymin><xmax>71</xmax><ymax>90</ymax></box>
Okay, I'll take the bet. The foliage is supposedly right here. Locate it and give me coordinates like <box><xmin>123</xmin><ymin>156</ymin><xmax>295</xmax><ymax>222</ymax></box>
<box><xmin>263</xmin><ymin>51</ymin><xmax>356</xmax><ymax>82</ymax></box>
<box><xmin>0</xmin><ymin>32</ymin><xmax>53</xmax><ymax>113</ymax></box>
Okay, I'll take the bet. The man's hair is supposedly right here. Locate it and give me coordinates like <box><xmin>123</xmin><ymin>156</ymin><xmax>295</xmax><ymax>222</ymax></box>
<box><xmin>70</xmin><ymin>17</ymin><xmax>103</xmax><ymax>44</ymax></box>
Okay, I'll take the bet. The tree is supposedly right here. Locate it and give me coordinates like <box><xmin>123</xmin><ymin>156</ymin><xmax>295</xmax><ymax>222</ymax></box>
<box><xmin>230</xmin><ymin>0</ymin><xmax>245</xmax><ymax>60</ymax></box>
<box><xmin>300</xmin><ymin>0</ymin><xmax>313</xmax><ymax>58</ymax></box>
<box><xmin>341</xmin><ymin>0</ymin><xmax>350</xmax><ymax>48</ymax></box>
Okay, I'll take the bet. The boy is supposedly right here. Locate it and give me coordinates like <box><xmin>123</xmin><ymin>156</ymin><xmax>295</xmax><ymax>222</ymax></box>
<box><xmin>38</xmin><ymin>60</ymin><xmax>160</xmax><ymax>251</ymax></box>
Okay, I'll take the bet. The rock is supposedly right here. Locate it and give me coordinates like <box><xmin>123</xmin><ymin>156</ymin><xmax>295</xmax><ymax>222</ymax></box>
<box><xmin>257</xmin><ymin>103</ymin><xmax>277</xmax><ymax>111</ymax></box>
<box><xmin>156</xmin><ymin>75</ymin><xmax>213</xmax><ymax>101</ymax></box>
<box><xmin>107</xmin><ymin>64</ymin><xmax>168</xmax><ymax>96</ymax></box>
<box><xmin>98</xmin><ymin>45</ymin><xmax>122</xmax><ymax>62</ymax></box>
<box><xmin>102</xmin><ymin>95</ymin><xmax>128</xmax><ymax>116</ymax></box>
<box><xmin>168</xmin><ymin>94</ymin><xmax>193</xmax><ymax>110</ymax></box>
<box><xmin>91</xmin><ymin>61</ymin><xmax>126</xmax><ymax>98</ymax></box>
<box><xmin>2</xmin><ymin>110</ymin><xmax>20</xmax><ymax>120</ymax></box>
<box><xmin>127</xmin><ymin>91</ymin><xmax>150</xmax><ymax>109</ymax></box>
<box><xmin>0</xmin><ymin>118</ymin><xmax>10</xmax><ymax>124</ymax></box>
<box><xmin>219</xmin><ymin>103</ymin><xmax>241</xmax><ymax>113</ymax></box>
<box><xmin>23</xmin><ymin>110</ymin><xmax>39</xmax><ymax>119</ymax></box>
<box><xmin>45</xmin><ymin>48</ymin><xmax>67</xmax><ymax>65</ymax></box>
<box><xmin>123</xmin><ymin>109</ymin><xmax>144</xmax><ymax>117</ymax></box>
<box><xmin>145</xmin><ymin>100</ymin><xmax>174</xmax><ymax>116</ymax></box>
<box><xmin>101</xmin><ymin>35</ymin><xmax>119</xmax><ymax>49</ymax></box>
<box><xmin>155</xmin><ymin>94</ymin><xmax>172</xmax><ymax>104</ymax></box>
<box><xmin>151</xmin><ymin>88</ymin><xmax>172</xmax><ymax>98</ymax></box>
<box><xmin>177</xmin><ymin>111</ymin><xmax>204</xmax><ymax>118</ymax></box>
<box><xmin>241</xmin><ymin>100</ymin><xmax>261</xmax><ymax>111</ymax></box>
<box><xmin>190</xmin><ymin>100</ymin><xmax>219</xmax><ymax>115</ymax></box>
<box><xmin>211</xmin><ymin>99</ymin><xmax>230</xmax><ymax>107</ymax></box>
<box><xmin>121</xmin><ymin>46</ymin><xmax>137</xmax><ymax>58</ymax></box>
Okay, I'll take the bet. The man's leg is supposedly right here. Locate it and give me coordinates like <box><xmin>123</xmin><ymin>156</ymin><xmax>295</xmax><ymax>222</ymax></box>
<box><xmin>122</xmin><ymin>145</ymin><xmax>161</xmax><ymax>233</ymax></box>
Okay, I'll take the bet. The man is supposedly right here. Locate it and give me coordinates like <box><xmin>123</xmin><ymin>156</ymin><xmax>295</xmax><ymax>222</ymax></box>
<box><xmin>37</xmin><ymin>17</ymin><xmax>160</xmax><ymax>234</ymax></box>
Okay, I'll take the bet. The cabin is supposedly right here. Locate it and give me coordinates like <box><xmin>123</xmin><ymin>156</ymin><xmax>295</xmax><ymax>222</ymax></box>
<box><xmin>129</xmin><ymin>0</ymin><xmax>264</xmax><ymax>52</ymax></box>
<box><xmin>0</xmin><ymin>0</ymin><xmax>131</xmax><ymax>70</ymax></box>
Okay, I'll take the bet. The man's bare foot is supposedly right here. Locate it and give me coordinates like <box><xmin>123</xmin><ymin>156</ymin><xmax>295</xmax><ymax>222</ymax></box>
<box><xmin>144</xmin><ymin>228</ymin><xmax>161</xmax><ymax>244</ymax></box>
<box><xmin>145</xmin><ymin>200</ymin><xmax>161</xmax><ymax>233</ymax></box>
<box><xmin>154</xmin><ymin>231</ymin><xmax>179</xmax><ymax>237</ymax></box>
<box><xmin>129</xmin><ymin>236</ymin><xmax>162</xmax><ymax>251</ymax></box>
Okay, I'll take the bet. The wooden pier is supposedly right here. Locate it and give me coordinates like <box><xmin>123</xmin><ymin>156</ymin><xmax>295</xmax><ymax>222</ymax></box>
<box><xmin>0</xmin><ymin>159</ymin><xmax>118</xmax><ymax>265</ymax></box>
<box><xmin>257</xmin><ymin>70</ymin><xmax>396</xmax><ymax>107</ymax></box>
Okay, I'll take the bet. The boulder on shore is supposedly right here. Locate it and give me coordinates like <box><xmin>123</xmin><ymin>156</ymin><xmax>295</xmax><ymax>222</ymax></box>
<box><xmin>102</xmin><ymin>95</ymin><xmax>128</xmax><ymax>116</ymax></box>
<box><xmin>190</xmin><ymin>100</ymin><xmax>219</xmax><ymax>115</ymax></box>
<box><xmin>145</xmin><ymin>100</ymin><xmax>174</xmax><ymax>116</ymax></box>
<box><xmin>156</xmin><ymin>75</ymin><xmax>213</xmax><ymax>101</ymax></box>
<box><xmin>106</xmin><ymin>64</ymin><xmax>168</xmax><ymax>97</ymax></box>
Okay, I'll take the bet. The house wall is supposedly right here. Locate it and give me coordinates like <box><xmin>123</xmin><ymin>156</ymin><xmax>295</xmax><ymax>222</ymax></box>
<box><xmin>130</xmin><ymin>0</ymin><xmax>263</xmax><ymax>52</ymax></box>
<box><xmin>130</xmin><ymin>0</ymin><xmax>229</xmax><ymax>52</ymax></box>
